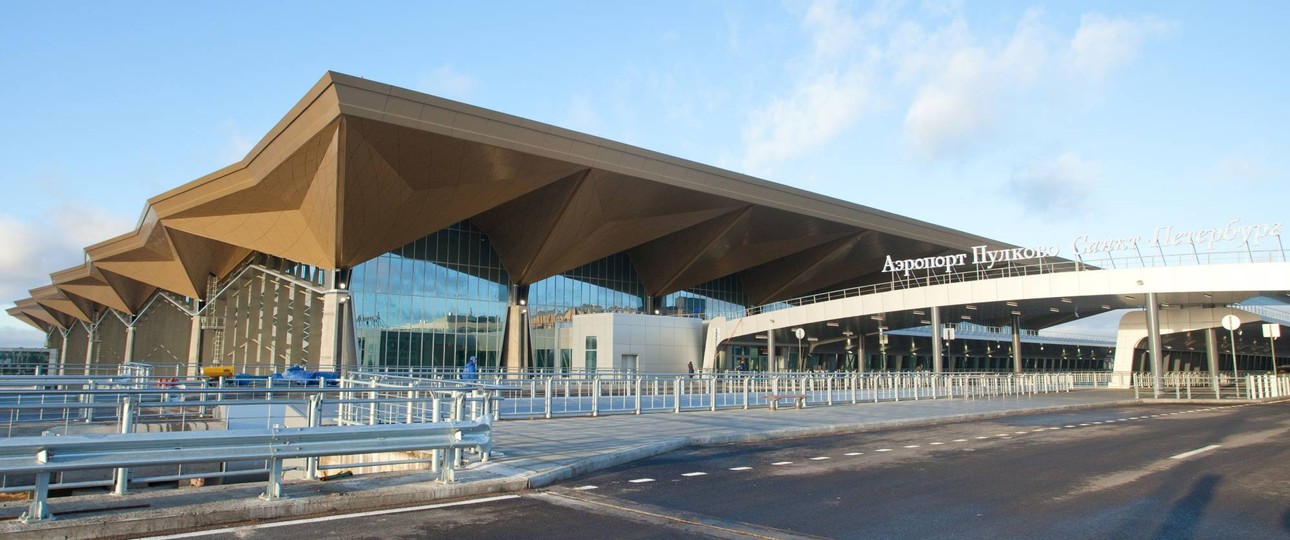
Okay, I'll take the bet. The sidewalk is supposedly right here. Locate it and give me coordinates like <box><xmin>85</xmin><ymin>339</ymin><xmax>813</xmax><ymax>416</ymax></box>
<box><xmin>0</xmin><ymin>389</ymin><xmax>1136</xmax><ymax>539</ymax></box>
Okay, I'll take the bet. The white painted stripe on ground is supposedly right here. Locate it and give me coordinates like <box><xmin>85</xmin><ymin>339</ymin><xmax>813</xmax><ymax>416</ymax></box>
<box><xmin>1064</xmin><ymin>425</ymin><xmax>1076</xmax><ymax>428</ymax></box>
<box><xmin>876</xmin><ymin>449</ymin><xmax>893</xmax><ymax>452</ymax></box>
<box><xmin>997</xmin><ymin>433</ymin><xmax>1011</xmax><ymax>437</ymax></box>
<box><xmin>975</xmin><ymin>436</ymin><xmax>989</xmax><ymax>439</ymax></box>
<box><xmin>904</xmin><ymin>445</ymin><xmax>920</xmax><ymax>448</ymax></box>
<box><xmin>810</xmin><ymin>456</ymin><xmax>831</xmax><ymax>460</ymax></box>
<box><xmin>1015</xmin><ymin>431</ymin><xmax>1028</xmax><ymax>435</ymax></box>
<box><xmin>1172</xmin><ymin>445</ymin><xmax>1221</xmax><ymax>460</ymax></box>
<box><xmin>135</xmin><ymin>495</ymin><xmax>523</xmax><ymax>539</ymax></box>
<box><xmin>1031</xmin><ymin>429</ymin><xmax>1045</xmax><ymax>433</ymax></box>
<box><xmin>1079</xmin><ymin>423</ymin><xmax>1090</xmax><ymax>426</ymax></box>
<box><xmin>772</xmin><ymin>461</ymin><xmax>794</xmax><ymax>465</ymax></box>
<box><xmin>629</xmin><ymin>478</ymin><xmax>655</xmax><ymax>483</ymax></box>
<box><xmin>730</xmin><ymin>466</ymin><xmax>753</xmax><ymax>471</ymax></box>
<box><xmin>953</xmin><ymin>439</ymin><xmax>968</xmax><ymax>442</ymax></box>
<box><xmin>573</xmin><ymin>485</ymin><xmax>598</xmax><ymax>490</ymax></box>
<box><xmin>844</xmin><ymin>452</ymin><xmax>863</xmax><ymax>456</ymax></box>
<box><xmin>682</xmin><ymin>472</ymin><xmax>707</xmax><ymax>477</ymax></box>
<box><xmin>929</xmin><ymin>442</ymin><xmax>944</xmax><ymax>445</ymax></box>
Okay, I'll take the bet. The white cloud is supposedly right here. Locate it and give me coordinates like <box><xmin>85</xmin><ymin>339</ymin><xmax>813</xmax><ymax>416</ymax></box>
<box><xmin>417</xmin><ymin>65</ymin><xmax>479</xmax><ymax>101</ymax></box>
<box><xmin>1067</xmin><ymin>13</ymin><xmax>1171</xmax><ymax>83</ymax></box>
<box><xmin>0</xmin><ymin>203</ymin><xmax>134</xmax><ymax>323</ymax></box>
<box><xmin>736</xmin><ymin>2</ymin><xmax>1171</xmax><ymax>170</ymax></box>
<box><xmin>1006</xmin><ymin>152</ymin><xmax>1100</xmax><ymax>217</ymax></box>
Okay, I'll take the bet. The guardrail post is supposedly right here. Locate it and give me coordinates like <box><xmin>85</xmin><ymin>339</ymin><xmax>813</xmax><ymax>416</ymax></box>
<box><xmin>634</xmin><ymin>376</ymin><xmax>643</xmax><ymax>415</ymax></box>
<box><xmin>307</xmin><ymin>393</ymin><xmax>323</xmax><ymax>480</ymax></box>
<box><xmin>261</xmin><ymin>457</ymin><xmax>284</xmax><ymax>500</ymax></box>
<box><xmin>113</xmin><ymin>397</ymin><xmax>136</xmax><ymax>496</ymax></box>
<box><xmin>84</xmin><ymin>380</ymin><xmax>95</xmax><ymax>423</ymax></box>
<box><xmin>430</xmin><ymin>393</ymin><xmax>442</xmax><ymax>473</ymax></box>
<box><xmin>709</xmin><ymin>376</ymin><xmax>717</xmax><ymax>411</ymax></box>
<box><xmin>21</xmin><ymin>467</ymin><xmax>52</xmax><ymax>523</ymax></box>
<box><xmin>673</xmin><ymin>377</ymin><xmax>682</xmax><ymax>413</ymax></box>
<box><xmin>591</xmin><ymin>377</ymin><xmax>601</xmax><ymax>417</ymax></box>
<box><xmin>743</xmin><ymin>376</ymin><xmax>751</xmax><ymax>409</ymax></box>
<box><xmin>544</xmin><ymin>378</ymin><xmax>554</xmax><ymax>419</ymax></box>
<box><xmin>367</xmin><ymin>380</ymin><xmax>378</xmax><ymax>425</ymax></box>
<box><xmin>452</xmin><ymin>393</ymin><xmax>465</xmax><ymax>468</ymax></box>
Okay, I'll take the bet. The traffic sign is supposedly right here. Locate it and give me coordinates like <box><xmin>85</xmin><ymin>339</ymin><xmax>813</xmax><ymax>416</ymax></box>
<box><xmin>1263</xmin><ymin>323</ymin><xmax>1281</xmax><ymax>338</ymax></box>
<box><xmin>1221</xmin><ymin>315</ymin><xmax>1240</xmax><ymax>331</ymax></box>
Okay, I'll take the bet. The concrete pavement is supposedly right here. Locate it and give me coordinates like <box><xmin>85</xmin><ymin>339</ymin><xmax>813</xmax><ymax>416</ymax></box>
<box><xmin>0</xmin><ymin>389</ymin><xmax>1137</xmax><ymax>539</ymax></box>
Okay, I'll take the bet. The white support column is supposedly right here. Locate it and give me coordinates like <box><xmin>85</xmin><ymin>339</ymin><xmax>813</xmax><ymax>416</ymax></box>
<box><xmin>317</xmin><ymin>270</ymin><xmax>351</xmax><ymax>374</ymax></box>
<box><xmin>58</xmin><ymin>329</ymin><xmax>71</xmax><ymax>376</ymax></box>
<box><xmin>83</xmin><ymin>321</ymin><xmax>97</xmax><ymax>376</ymax></box>
<box><xmin>122</xmin><ymin>322</ymin><xmax>136</xmax><ymax>364</ymax></box>
<box><xmin>767</xmin><ymin>325</ymin><xmax>776</xmax><ymax>372</ymax></box>
<box><xmin>187</xmin><ymin>314</ymin><xmax>203</xmax><ymax>378</ymax></box>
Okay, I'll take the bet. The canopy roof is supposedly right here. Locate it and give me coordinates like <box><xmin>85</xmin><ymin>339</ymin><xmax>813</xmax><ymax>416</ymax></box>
<box><xmin>10</xmin><ymin>72</ymin><xmax>1012</xmax><ymax>332</ymax></box>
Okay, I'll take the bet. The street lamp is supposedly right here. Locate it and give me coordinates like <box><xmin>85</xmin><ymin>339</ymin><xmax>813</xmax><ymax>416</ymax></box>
<box><xmin>793</xmin><ymin>328</ymin><xmax>805</xmax><ymax>371</ymax></box>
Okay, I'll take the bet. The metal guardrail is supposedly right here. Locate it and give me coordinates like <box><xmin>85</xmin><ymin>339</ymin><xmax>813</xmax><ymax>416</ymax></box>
<box><xmin>0</xmin><ymin>412</ymin><xmax>491</xmax><ymax>522</ymax></box>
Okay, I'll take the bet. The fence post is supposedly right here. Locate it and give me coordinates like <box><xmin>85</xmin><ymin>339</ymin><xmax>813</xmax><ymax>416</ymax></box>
<box><xmin>20</xmin><ymin>470</ymin><xmax>52</xmax><ymax>523</ymax></box>
<box><xmin>634</xmin><ymin>376</ymin><xmax>643</xmax><ymax>414</ymax></box>
<box><xmin>307</xmin><ymin>393</ymin><xmax>323</xmax><ymax>479</ymax></box>
<box><xmin>261</xmin><ymin>457</ymin><xmax>284</xmax><ymax>500</ymax></box>
<box><xmin>112</xmin><ymin>397</ymin><xmax>136</xmax><ymax>496</ymax></box>
<box><xmin>592</xmin><ymin>377</ymin><xmax>601</xmax><ymax>417</ymax></box>
<box><xmin>674</xmin><ymin>377</ymin><xmax>682</xmax><ymax>414</ymax></box>
<box><xmin>544</xmin><ymin>377</ymin><xmax>554</xmax><ymax>419</ymax></box>
<box><xmin>709</xmin><ymin>376</ymin><xmax>717</xmax><ymax>411</ymax></box>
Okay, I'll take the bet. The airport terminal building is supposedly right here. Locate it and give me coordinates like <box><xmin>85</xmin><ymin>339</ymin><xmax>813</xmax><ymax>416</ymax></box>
<box><xmin>8</xmin><ymin>73</ymin><xmax>1288</xmax><ymax>377</ymax></box>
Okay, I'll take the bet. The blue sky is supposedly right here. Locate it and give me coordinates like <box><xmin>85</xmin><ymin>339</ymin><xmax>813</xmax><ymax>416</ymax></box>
<box><xmin>1</xmin><ymin>1</ymin><xmax>1286</xmax><ymax>346</ymax></box>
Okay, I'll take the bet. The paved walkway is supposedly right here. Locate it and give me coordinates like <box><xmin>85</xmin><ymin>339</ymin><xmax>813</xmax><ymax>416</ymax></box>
<box><xmin>0</xmin><ymin>389</ymin><xmax>1136</xmax><ymax>539</ymax></box>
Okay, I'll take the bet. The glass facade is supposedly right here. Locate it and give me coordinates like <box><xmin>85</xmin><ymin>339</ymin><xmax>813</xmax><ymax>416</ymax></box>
<box><xmin>350</xmin><ymin>222</ymin><xmax>750</xmax><ymax>371</ymax></box>
<box><xmin>349</xmin><ymin>222</ymin><xmax>509</xmax><ymax>369</ymax></box>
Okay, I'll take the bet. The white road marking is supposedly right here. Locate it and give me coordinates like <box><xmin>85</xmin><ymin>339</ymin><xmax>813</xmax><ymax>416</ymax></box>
<box><xmin>729</xmin><ymin>466</ymin><xmax>753</xmax><ymax>471</ymax></box>
<box><xmin>996</xmin><ymin>433</ymin><xmax>1011</xmax><ymax>437</ymax></box>
<box><xmin>876</xmin><ymin>449</ymin><xmax>893</xmax><ymax>452</ymax></box>
<box><xmin>681</xmin><ymin>472</ymin><xmax>707</xmax><ymax>477</ymax></box>
<box><xmin>772</xmin><ymin>461</ymin><xmax>794</xmax><ymax>465</ymax></box>
<box><xmin>810</xmin><ymin>456</ymin><xmax>831</xmax><ymax>460</ymax></box>
<box><xmin>1171</xmin><ymin>445</ymin><xmax>1221</xmax><ymax>460</ymax></box>
<box><xmin>629</xmin><ymin>478</ymin><xmax>655</xmax><ymax>483</ymax></box>
<box><xmin>953</xmin><ymin>439</ymin><xmax>968</xmax><ymax>442</ymax></box>
<box><xmin>1064</xmin><ymin>425</ymin><xmax>1076</xmax><ymax>428</ymax></box>
<box><xmin>573</xmin><ymin>485</ymin><xmax>598</xmax><ymax>490</ymax></box>
<box><xmin>929</xmin><ymin>442</ymin><xmax>944</xmax><ymax>445</ymax></box>
<box><xmin>904</xmin><ymin>445</ymin><xmax>920</xmax><ymax>448</ymax></box>
<box><xmin>1079</xmin><ymin>423</ymin><xmax>1090</xmax><ymax>426</ymax></box>
<box><xmin>135</xmin><ymin>495</ymin><xmax>523</xmax><ymax>539</ymax></box>
<box><xmin>1014</xmin><ymin>431</ymin><xmax>1028</xmax><ymax>435</ymax></box>
<box><xmin>1030</xmin><ymin>429</ymin><xmax>1045</xmax><ymax>433</ymax></box>
<box><xmin>844</xmin><ymin>452</ymin><xmax>863</xmax><ymax>456</ymax></box>
<box><xmin>975</xmin><ymin>436</ymin><xmax>989</xmax><ymax>439</ymax></box>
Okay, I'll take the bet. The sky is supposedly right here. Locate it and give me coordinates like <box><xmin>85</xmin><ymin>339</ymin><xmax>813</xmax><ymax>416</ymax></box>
<box><xmin>1</xmin><ymin>1</ymin><xmax>1286</xmax><ymax>346</ymax></box>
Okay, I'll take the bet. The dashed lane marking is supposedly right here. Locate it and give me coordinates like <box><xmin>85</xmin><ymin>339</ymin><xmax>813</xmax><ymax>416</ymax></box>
<box><xmin>844</xmin><ymin>452</ymin><xmax>863</xmax><ymax>456</ymax></box>
<box><xmin>629</xmin><ymin>478</ymin><xmax>655</xmax><ymax>483</ymax></box>
<box><xmin>772</xmin><ymin>461</ymin><xmax>794</xmax><ymax>465</ymax></box>
<box><xmin>1171</xmin><ymin>445</ymin><xmax>1221</xmax><ymax>460</ymax></box>
<box><xmin>810</xmin><ymin>457</ymin><xmax>831</xmax><ymax>460</ymax></box>
<box><xmin>682</xmin><ymin>472</ymin><xmax>707</xmax><ymax>477</ymax></box>
<box><xmin>904</xmin><ymin>445</ymin><xmax>920</xmax><ymax>448</ymax></box>
<box><xmin>573</xmin><ymin>485</ymin><xmax>598</xmax><ymax>490</ymax></box>
<box><xmin>929</xmin><ymin>442</ymin><xmax>944</xmax><ymax>445</ymax></box>
<box><xmin>730</xmin><ymin>466</ymin><xmax>753</xmax><ymax>471</ymax></box>
<box><xmin>953</xmin><ymin>439</ymin><xmax>968</xmax><ymax>442</ymax></box>
<box><xmin>876</xmin><ymin>449</ymin><xmax>893</xmax><ymax>452</ymax></box>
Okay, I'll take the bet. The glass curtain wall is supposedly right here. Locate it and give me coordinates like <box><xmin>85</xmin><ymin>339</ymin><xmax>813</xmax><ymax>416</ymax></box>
<box><xmin>528</xmin><ymin>253</ymin><xmax>645</xmax><ymax>372</ymax></box>
<box><xmin>349</xmin><ymin>222</ymin><xmax>508</xmax><ymax>370</ymax></box>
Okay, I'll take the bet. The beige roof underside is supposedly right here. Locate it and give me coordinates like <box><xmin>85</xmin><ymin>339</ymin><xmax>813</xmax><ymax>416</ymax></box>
<box><xmin>12</xmin><ymin>71</ymin><xmax>1016</xmax><ymax>331</ymax></box>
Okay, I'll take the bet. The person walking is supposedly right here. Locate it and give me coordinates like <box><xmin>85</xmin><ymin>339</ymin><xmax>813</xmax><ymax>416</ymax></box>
<box><xmin>687</xmin><ymin>361</ymin><xmax>695</xmax><ymax>377</ymax></box>
<box><xmin>462</xmin><ymin>356</ymin><xmax>479</xmax><ymax>381</ymax></box>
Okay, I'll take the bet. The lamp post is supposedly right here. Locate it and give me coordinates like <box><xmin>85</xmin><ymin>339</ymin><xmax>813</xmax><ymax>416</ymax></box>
<box><xmin>1221</xmin><ymin>315</ymin><xmax>1240</xmax><ymax>381</ymax></box>
<box><xmin>793</xmin><ymin>328</ymin><xmax>805</xmax><ymax>371</ymax></box>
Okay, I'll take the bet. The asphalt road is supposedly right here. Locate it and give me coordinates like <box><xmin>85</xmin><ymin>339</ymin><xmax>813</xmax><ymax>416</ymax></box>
<box><xmin>144</xmin><ymin>402</ymin><xmax>1290</xmax><ymax>540</ymax></box>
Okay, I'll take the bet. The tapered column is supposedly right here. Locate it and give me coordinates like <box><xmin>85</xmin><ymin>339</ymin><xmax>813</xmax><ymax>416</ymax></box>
<box><xmin>83</xmin><ymin>322</ymin><xmax>97</xmax><ymax>375</ymax></box>
<box><xmin>1012</xmin><ymin>314</ymin><xmax>1023</xmax><ymax>374</ymax></box>
<box><xmin>767</xmin><ymin>322</ymin><xmax>776</xmax><ymax>372</ymax></box>
<box><xmin>1145</xmin><ymin>292</ymin><xmax>1163</xmax><ymax>398</ymax></box>
<box><xmin>502</xmin><ymin>284</ymin><xmax>530</xmax><ymax>374</ymax></box>
<box><xmin>317</xmin><ymin>270</ymin><xmax>351</xmax><ymax>374</ymax></box>
<box><xmin>931</xmin><ymin>307</ymin><xmax>943</xmax><ymax>374</ymax></box>
<box><xmin>1205</xmin><ymin>327</ymin><xmax>1219</xmax><ymax>394</ymax></box>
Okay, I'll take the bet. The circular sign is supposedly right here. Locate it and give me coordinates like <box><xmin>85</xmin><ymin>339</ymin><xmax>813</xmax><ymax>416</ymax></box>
<box><xmin>1221</xmin><ymin>314</ymin><xmax>1240</xmax><ymax>331</ymax></box>
<box><xmin>793</xmin><ymin>328</ymin><xmax>806</xmax><ymax>340</ymax></box>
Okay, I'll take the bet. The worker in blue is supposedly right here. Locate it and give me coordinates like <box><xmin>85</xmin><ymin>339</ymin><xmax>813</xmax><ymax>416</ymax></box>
<box><xmin>462</xmin><ymin>356</ymin><xmax>479</xmax><ymax>381</ymax></box>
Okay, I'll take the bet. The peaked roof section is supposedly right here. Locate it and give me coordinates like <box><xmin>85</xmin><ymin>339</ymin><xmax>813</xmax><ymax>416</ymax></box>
<box><xmin>11</xmin><ymin>71</ymin><xmax>1016</xmax><ymax>332</ymax></box>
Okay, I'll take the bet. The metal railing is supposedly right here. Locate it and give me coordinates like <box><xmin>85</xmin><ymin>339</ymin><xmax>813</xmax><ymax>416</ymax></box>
<box><xmin>354</xmin><ymin>370</ymin><xmax>1079</xmax><ymax>420</ymax></box>
<box><xmin>711</xmin><ymin>248</ymin><xmax>1289</xmax><ymax>321</ymax></box>
<box><xmin>1131</xmin><ymin>372</ymin><xmax>1290</xmax><ymax>400</ymax></box>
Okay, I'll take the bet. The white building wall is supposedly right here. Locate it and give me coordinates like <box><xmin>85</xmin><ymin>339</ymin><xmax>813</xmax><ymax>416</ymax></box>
<box><xmin>571</xmin><ymin>313</ymin><xmax>703</xmax><ymax>373</ymax></box>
